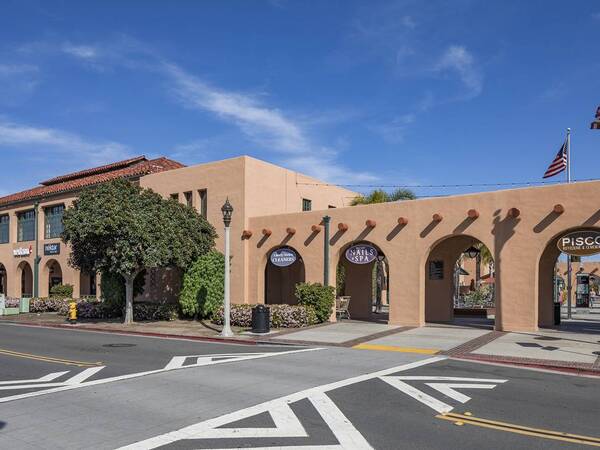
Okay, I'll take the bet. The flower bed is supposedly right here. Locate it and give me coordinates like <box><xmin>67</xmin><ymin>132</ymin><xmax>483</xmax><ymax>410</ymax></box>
<box><xmin>212</xmin><ymin>304</ymin><xmax>317</xmax><ymax>328</ymax></box>
<box><xmin>4</xmin><ymin>297</ymin><xmax>21</xmax><ymax>308</ymax></box>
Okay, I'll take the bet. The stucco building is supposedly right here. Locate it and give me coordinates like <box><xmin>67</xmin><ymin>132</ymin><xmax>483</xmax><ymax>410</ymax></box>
<box><xmin>2</xmin><ymin>154</ymin><xmax>599</xmax><ymax>333</ymax></box>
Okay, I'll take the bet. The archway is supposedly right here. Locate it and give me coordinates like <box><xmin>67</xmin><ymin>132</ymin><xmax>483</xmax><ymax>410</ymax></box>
<box><xmin>0</xmin><ymin>263</ymin><xmax>6</xmax><ymax>296</ymax></box>
<box><xmin>265</xmin><ymin>246</ymin><xmax>305</xmax><ymax>305</ymax></box>
<box><xmin>538</xmin><ymin>227</ymin><xmax>600</xmax><ymax>328</ymax></box>
<box><xmin>17</xmin><ymin>261</ymin><xmax>33</xmax><ymax>298</ymax></box>
<box><xmin>337</xmin><ymin>241</ymin><xmax>389</xmax><ymax>321</ymax></box>
<box><xmin>425</xmin><ymin>235</ymin><xmax>495</xmax><ymax>326</ymax></box>
<box><xmin>45</xmin><ymin>259</ymin><xmax>63</xmax><ymax>294</ymax></box>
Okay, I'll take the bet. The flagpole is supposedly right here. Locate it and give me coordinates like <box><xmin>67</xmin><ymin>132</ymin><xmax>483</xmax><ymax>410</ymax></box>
<box><xmin>566</xmin><ymin>127</ymin><xmax>573</xmax><ymax>320</ymax></box>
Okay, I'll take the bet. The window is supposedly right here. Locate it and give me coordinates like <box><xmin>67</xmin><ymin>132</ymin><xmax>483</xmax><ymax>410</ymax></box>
<box><xmin>44</xmin><ymin>204</ymin><xmax>65</xmax><ymax>239</ymax></box>
<box><xmin>302</xmin><ymin>198</ymin><xmax>312</xmax><ymax>212</ymax></box>
<box><xmin>184</xmin><ymin>191</ymin><xmax>193</xmax><ymax>207</ymax></box>
<box><xmin>17</xmin><ymin>210</ymin><xmax>36</xmax><ymax>242</ymax></box>
<box><xmin>0</xmin><ymin>215</ymin><xmax>8</xmax><ymax>244</ymax></box>
<box><xmin>170</xmin><ymin>193</ymin><xmax>179</xmax><ymax>201</ymax></box>
<box><xmin>198</xmin><ymin>189</ymin><xmax>207</xmax><ymax>219</ymax></box>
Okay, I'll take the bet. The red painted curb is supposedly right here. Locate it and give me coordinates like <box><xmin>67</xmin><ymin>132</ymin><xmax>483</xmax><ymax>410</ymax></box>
<box><xmin>453</xmin><ymin>354</ymin><xmax>600</xmax><ymax>377</ymax></box>
<box><xmin>1</xmin><ymin>320</ymin><xmax>259</xmax><ymax>346</ymax></box>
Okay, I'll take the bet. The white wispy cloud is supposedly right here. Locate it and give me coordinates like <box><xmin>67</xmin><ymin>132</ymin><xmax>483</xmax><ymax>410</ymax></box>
<box><xmin>436</xmin><ymin>45</ymin><xmax>483</xmax><ymax>99</ymax></box>
<box><xmin>0</xmin><ymin>64</ymin><xmax>38</xmax><ymax>76</ymax></box>
<box><xmin>61</xmin><ymin>43</ymin><xmax>98</xmax><ymax>59</ymax></box>
<box><xmin>0</xmin><ymin>120</ymin><xmax>131</xmax><ymax>165</ymax></box>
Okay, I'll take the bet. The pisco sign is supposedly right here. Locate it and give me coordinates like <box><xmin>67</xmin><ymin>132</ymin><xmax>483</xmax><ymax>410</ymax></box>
<box><xmin>557</xmin><ymin>230</ymin><xmax>600</xmax><ymax>256</ymax></box>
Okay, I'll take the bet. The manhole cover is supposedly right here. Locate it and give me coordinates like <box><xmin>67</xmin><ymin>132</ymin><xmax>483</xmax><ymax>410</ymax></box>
<box><xmin>102</xmin><ymin>343</ymin><xmax>137</xmax><ymax>348</ymax></box>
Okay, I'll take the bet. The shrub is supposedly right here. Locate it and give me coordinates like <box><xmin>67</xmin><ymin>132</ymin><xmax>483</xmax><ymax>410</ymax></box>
<box><xmin>133</xmin><ymin>302</ymin><xmax>179</xmax><ymax>321</ymax></box>
<box><xmin>179</xmin><ymin>251</ymin><xmax>224</xmax><ymax>318</ymax></box>
<box><xmin>100</xmin><ymin>271</ymin><xmax>146</xmax><ymax>313</ymax></box>
<box><xmin>463</xmin><ymin>285</ymin><xmax>493</xmax><ymax>308</ymax></box>
<box><xmin>49</xmin><ymin>284</ymin><xmax>74</xmax><ymax>299</ymax></box>
<box><xmin>4</xmin><ymin>297</ymin><xmax>20</xmax><ymax>308</ymax></box>
<box><xmin>211</xmin><ymin>304</ymin><xmax>317</xmax><ymax>328</ymax></box>
<box><xmin>295</xmin><ymin>282</ymin><xmax>335</xmax><ymax>323</ymax></box>
<box><xmin>52</xmin><ymin>298</ymin><xmax>178</xmax><ymax>321</ymax></box>
<box><xmin>29</xmin><ymin>297</ymin><xmax>70</xmax><ymax>313</ymax></box>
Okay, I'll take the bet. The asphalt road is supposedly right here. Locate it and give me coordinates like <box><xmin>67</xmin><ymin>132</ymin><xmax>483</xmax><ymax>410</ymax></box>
<box><xmin>0</xmin><ymin>323</ymin><xmax>599</xmax><ymax>449</ymax></box>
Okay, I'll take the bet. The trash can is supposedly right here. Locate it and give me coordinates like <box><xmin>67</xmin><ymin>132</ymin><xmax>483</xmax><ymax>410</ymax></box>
<box><xmin>553</xmin><ymin>302</ymin><xmax>561</xmax><ymax>326</ymax></box>
<box><xmin>251</xmin><ymin>305</ymin><xmax>270</xmax><ymax>334</ymax></box>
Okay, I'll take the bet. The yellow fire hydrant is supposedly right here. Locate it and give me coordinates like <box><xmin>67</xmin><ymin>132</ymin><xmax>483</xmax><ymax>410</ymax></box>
<box><xmin>68</xmin><ymin>301</ymin><xmax>77</xmax><ymax>324</ymax></box>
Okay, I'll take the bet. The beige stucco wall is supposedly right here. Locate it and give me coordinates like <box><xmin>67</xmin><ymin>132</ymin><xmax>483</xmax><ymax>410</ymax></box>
<box><xmin>247</xmin><ymin>180</ymin><xmax>600</xmax><ymax>332</ymax></box>
<box><xmin>140</xmin><ymin>155</ymin><xmax>357</xmax><ymax>304</ymax></box>
<box><xmin>0</xmin><ymin>192</ymin><xmax>87</xmax><ymax>299</ymax></box>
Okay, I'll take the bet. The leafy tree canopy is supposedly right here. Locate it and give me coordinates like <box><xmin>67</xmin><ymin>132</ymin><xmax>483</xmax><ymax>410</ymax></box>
<box><xmin>351</xmin><ymin>188</ymin><xmax>416</xmax><ymax>205</ymax></box>
<box><xmin>61</xmin><ymin>179</ymin><xmax>216</xmax><ymax>323</ymax></box>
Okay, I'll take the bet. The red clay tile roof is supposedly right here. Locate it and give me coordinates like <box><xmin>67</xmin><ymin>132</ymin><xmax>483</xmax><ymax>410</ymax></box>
<box><xmin>0</xmin><ymin>156</ymin><xmax>185</xmax><ymax>207</ymax></box>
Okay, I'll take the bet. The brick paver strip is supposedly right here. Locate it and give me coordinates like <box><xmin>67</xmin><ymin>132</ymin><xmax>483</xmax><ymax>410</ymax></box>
<box><xmin>456</xmin><ymin>353</ymin><xmax>600</xmax><ymax>376</ymax></box>
<box><xmin>442</xmin><ymin>330</ymin><xmax>505</xmax><ymax>357</ymax></box>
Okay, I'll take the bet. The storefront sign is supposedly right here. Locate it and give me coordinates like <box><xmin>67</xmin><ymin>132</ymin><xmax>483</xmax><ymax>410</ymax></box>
<box><xmin>44</xmin><ymin>243</ymin><xmax>60</xmax><ymax>256</ymax></box>
<box><xmin>557</xmin><ymin>230</ymin><xmax>600</xmax><ymax>256</ymax></box>
<box><xmin>270</xmin><ymin>248</ymin><xmax>297</xmax><ymax>267</ymax></box>
<box><xmin>345</xmin><ymin>244</ymin><xmax>378</xmax><ymax>264</ymax></box>
<box><xmin>13</xmin><ymin>246</ymin><xmax>32</xmax><ymax>257</ymax></box>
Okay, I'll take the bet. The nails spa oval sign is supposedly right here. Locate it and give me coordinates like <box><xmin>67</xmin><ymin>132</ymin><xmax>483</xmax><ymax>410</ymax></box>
<box><xmin>557</xmin><ymin>230</ymin><xmax>600</xmax><ymax>256</ymax></box>
<box><xmin>345</xmin><ymin>244</ymin><xmax>378</xmax><ymax>264</ymax></box>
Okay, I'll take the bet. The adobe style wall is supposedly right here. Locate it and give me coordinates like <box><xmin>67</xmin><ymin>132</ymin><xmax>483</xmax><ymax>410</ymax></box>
<box><xmin>246</xmin><ymin>180</ymin><xmax>600</xmax><ymax>332</ymax></box>
<box><xmin>0</xmin><ymin>192</ymin><xmax>93</xmax><ymax>299</ymax></box>
<box><xmin>140</xmin><ymin>155</ymin><xmax>357</xmax><ymax>304</ymax></box>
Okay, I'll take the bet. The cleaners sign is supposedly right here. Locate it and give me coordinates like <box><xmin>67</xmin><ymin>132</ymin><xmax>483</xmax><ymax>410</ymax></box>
<box><xmin>270</xmin><ymin>248</ymin><xmax>297</xmax><ymax>267</ymax></box>
<box><xmin>346</xmin><ymin>244</ymin><xmax>378</xmax><ymax>264</ymax></box>
<box><xmin>557</xmin><ymin>230</ymin><xmax>600</xmax><ymax>256</ymax></box>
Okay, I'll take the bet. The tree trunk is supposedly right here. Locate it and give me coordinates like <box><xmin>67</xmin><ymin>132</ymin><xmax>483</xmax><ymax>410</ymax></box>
<box><xmin>124</xmin><ymin>274</ymin><xmax>134</xmax><ymax>325</ymax></box>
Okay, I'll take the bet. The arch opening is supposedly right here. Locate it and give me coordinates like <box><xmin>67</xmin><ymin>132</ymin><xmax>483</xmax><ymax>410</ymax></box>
<box><xmin>425</xmin><ymin>235</ymin><xmax>495</xmax><ymax>327</ymax></box>
<box><xmin>45</xmin><ymin>259</ymin><xmax>63</xmax><ymax>294</ymax></box>
<box><xmin>336</xmin><ymin>241</ymin><xmax>389</xmax><ymax>322</ymax></box>
<box><xmin>264</xmin><ymin>246</ymin><xmax>305</xmax><ymax>305</ymax></box>
<box><xmin>17</xmin><ymin>261</ymin><xmax>33</xmax><ymax>298</ymax></box>
<box><xmin>538</xmin><ymin>227</ymin><xmax>600</xmax><ymax>329</ymax></box>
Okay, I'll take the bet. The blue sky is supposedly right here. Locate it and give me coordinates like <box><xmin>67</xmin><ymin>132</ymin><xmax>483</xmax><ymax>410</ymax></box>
<box><xmin>1</xmin><ymin>0</ymin><xmax>599</xmax><ymax>198</ymax></box>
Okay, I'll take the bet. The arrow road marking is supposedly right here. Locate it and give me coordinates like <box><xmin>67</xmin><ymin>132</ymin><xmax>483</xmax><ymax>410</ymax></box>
<box><xmin>0</xmin><ymin>366</ymin><xmax>106</xmax><ymax>390</ymax></box>
<box><xmin>425</xmin><ymin>383</ymin><xmax>498</xmax><ymax>404</ymax></box>
<box><xmin>118</xmin><ymin>356</ymin><xmax>447</xmax><ymax>449</ymax></box>
<box><xmin>0</xmin><ymin>371</ymin><xmax>69</xmax><ymax>385</ymax></box>
<box><xmin>163</xmin><ymin>352</ymin><xmax>318</xmax><ymax>371</ymax></box>
<box><xmin>380</xmin><ymin>376</ymin><xmax>507</xmax><ymax>414</ymax></box>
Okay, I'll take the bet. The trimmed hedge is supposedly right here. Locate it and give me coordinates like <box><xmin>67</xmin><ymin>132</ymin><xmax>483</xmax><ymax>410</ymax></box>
<box><xmin>212</xmin><ymin>304</ymin><xmax>318</xmax><ymax>328</ymax></box>
<box><xmin>29</xmin><ymin>297</ymin><xmax>70</xmax><ymax>314</ymax></box>
<box><xmin>295</xmin><ymin>282</ymin><xmax>335</xmax><ymax>323</ymax></box>
<box><xmin>49</xmin><ymin>283</ymin><xmax>74</xmax><ymax>299</ymax></box>
<box><xmin>179</xmin><ymin>251</ymin><xmax>224</xmax><ymax>318</ymax></box>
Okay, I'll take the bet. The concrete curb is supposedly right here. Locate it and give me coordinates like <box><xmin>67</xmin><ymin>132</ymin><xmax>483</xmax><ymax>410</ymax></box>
<box><xmin>0</xmin><ymin>320</ymin><xmax>261</xmax><ymax>346</ymax></box>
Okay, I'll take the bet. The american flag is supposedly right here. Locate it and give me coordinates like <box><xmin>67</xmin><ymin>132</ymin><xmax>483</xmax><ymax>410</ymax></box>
<box><xmin>591</xmin><ymin>106</ymin><xmax>600</xmax><ymax>130</ymax></box>
<box><xmin>543</xmin><ymin>140</ymin><xmax>567</xmax><ymax>179</ymax></box>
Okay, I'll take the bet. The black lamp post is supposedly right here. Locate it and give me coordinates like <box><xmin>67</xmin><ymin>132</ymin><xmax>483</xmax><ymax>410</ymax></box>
<box><xmin>221</xmin><ymin>198</ymin><xmax>233</xmax><ymax>227</ymax></box>
<box><xmin>465</xmin><ymin>246</ymin><xmax>480</xmax><ymax>259</ymax></box>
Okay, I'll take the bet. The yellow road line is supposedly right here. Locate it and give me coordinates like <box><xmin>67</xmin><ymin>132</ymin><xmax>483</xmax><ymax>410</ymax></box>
<box><xmin>437</xmin><ymin>412</ymin><xmax>600</xmax><ymax>447</ymax></box>
<box><xmin>352</xmin><ymin>343</ymin><xmax>440</xmax><ymax>354</ymax></box>
<box><xmin>0</xmin><ymin>348</ymin><xmax>103</xmax><ymax>367</ymax></box>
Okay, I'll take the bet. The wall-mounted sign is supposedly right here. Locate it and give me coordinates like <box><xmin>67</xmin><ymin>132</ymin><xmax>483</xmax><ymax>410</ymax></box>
<box><xmin>557</xmin><ymin>230</ymin><xmax>600</xmax><ymax>256</ymax></box>
<box><xmin>345</xmin><ymin>244</ymin><xmax>378</xmax><ymax>264</ymax></box>
<box><xmin>429</xmin><ymin>260</ymin><xmax>444</xmax><ymax>280</ymax></box>
<box><xmin>270</xmin><ymin>248</ymin><xmax>297</xmax><ymax>267</ymax></box>
<box><xmin>13</xmin><ymin>246</ymin><xmax>32</xmax><ymax>257</ymax></box>
<box><xmin>44</xmin><ymin>243</ymin><xmax>60</xmax><ymax>256</ymax></box>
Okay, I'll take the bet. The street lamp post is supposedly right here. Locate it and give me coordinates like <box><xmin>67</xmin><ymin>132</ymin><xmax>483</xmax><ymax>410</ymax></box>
<box><xmin>221</xmin><ymin>198</ymin><xmax>234</xmax><ymax>337</ymax></box>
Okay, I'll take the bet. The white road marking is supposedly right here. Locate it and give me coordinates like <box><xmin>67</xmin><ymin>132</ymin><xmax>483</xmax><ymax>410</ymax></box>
<box><xmin>164</xmin><ymin>353</ymin><xmax>293</xmax><ymax>371</ymax></box>
<box><xmin>425</xmin><ymin>383</ymin><xmax>499</xmax><ymax>404</ymax></box>
<box><xmin>380</xmin><ymin>375</ymin><xmax>508</xmax><ymax>413</ymax></box>
<box><xmin>0</xmin><ymin>347</ymin><xmax>322</xmax><ymax>404</ymax></box>
<box><xmin>117</xmin><ymin>356</ymin><xmax>447</xmax><ymax>449</ymax></box>
<box><xmin>64</xmin><ymin>366</ymin><xmax>105</xmax><ymax>385</ymax></box>
<box><xmin>0</xmin><ymin>371</ymin><xmax>69</xmax><ymax>385</ymax></box>
<box><xmin>380</xmin><ymin>376</ymin><xmax>453</xmax><ymax>414</ymax></box>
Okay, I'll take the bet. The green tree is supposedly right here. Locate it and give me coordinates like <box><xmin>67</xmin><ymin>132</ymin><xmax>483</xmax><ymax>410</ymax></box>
<box><xmin>179</xmin><ymin>250</ymin><xmax>225</xmax><ymax>318</ymax></box>
<box><xmin>351</xmin><ymin>188</ymin><xmax>416</xmax><ymax>205</ymax></box>
<box><xmin>62</xmin><ymin>179</ymin><xmax>216</xmax><ymax>324</ymax></box>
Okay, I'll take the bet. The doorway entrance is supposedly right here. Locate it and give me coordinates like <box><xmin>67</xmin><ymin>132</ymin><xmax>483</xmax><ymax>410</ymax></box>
<box><xmin>265</xmin><ymin>246</ymin><xmax>305</xmax><ymax>305</ymax></box>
